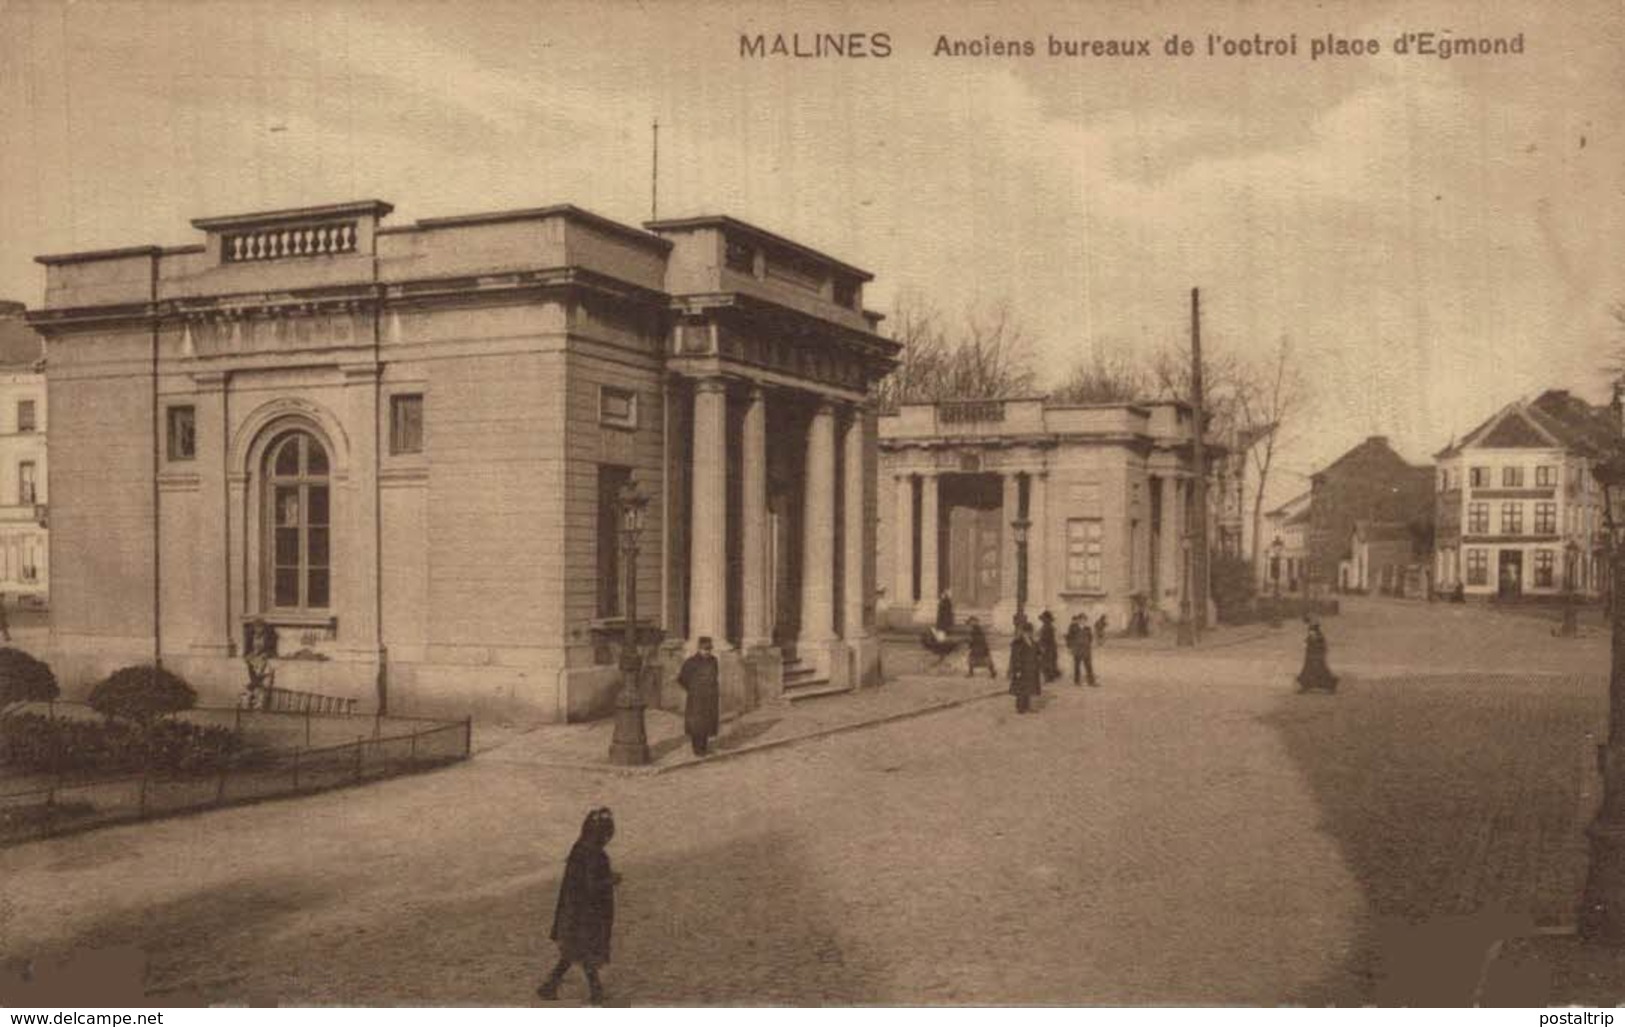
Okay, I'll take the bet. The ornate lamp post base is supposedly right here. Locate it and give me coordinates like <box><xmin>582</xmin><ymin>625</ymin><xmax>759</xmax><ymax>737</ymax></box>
<box><xmin>607</xmin><ymin>676</ymin><xmax>650</xmax><ymax>766</ymax></box>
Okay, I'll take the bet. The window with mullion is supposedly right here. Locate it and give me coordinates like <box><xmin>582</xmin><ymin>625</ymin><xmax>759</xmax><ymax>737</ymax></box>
<box><xmin>266</xmin><ymin>431</ymin><xmax>331</xmax><ymax>612</ymax></box>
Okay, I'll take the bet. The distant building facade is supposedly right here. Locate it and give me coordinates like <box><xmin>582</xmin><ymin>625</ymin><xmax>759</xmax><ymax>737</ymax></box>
<box><xmin>1433</xmin><ymin>389</ymin><xmax>1618</xmax><ymax>600</ymax></box>
<box><xmin>877</xmin><ymin>397</ymin><xmax>1210</xmax><ymax>632</ymax></box>
<box><xmin>1307</xmin><ymin>436</ymin><xmax>1433</xmax><ymax>593</ymax></box>
<box><xmin>30</xmin><ymin>201</ymin><xmax>896</xmax><ymax>721</ymax></box>
<box><xmin>0</xmin><ymin>303</ymin><xmax>46</xmax><ymax>604</ymax></box>
<box><xmin>1341</xmin><ymin>520</ymin><xmax>1428</xmax><ymax>595</ymax></box>
<box><xmin>1261</xmin><ymin>491</ymin><xmax>1310</xmax><ymax>594</ymax></box>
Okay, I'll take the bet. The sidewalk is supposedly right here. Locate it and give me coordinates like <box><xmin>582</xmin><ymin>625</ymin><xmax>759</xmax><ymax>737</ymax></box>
<box><xmin>479</xmin><ymin>672</ymin><xmax>1007</xmax><ymax>775</ymax></box>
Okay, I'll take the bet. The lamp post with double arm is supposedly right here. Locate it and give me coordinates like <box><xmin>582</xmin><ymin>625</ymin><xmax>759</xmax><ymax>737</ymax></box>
<box><xmin>607</xmin><ymin>483</ymin><xmax>651</xmax><ymax>767</ymax></box>
<box><xmin>1011</xmin><ymin>516</ymin><xmax>1031</xmax><ymax>625</ymax></box>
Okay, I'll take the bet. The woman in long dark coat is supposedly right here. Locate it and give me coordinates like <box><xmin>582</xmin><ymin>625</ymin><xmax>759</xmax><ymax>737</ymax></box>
<box><xmin>1296</xmin><ymin>621</ymin><xmax>1338</xmax><ymax>693</ymax></box>
<box><xmin>936</xmin><ymin>591</ymin><xmax>956</xmax><ymax>633</ymax></box>
<box><xmin>965</xmin><ymin>616</ymin><xmax>996</xmax><ymax>678</ymax></box>
<box><xmin>1037</xmin><ymin>610</ymin><xmax>1059</xmax><ymax>687</ymax></box>
<box><xmin>1008</xmin><ymin>621</ymin><xmax>1042</xmax><ymax>713</ymax></box>
<box><xmin>539</xmin><ymin>808</ymin><xmax>619</xmax><ymax>1005</ymax></box>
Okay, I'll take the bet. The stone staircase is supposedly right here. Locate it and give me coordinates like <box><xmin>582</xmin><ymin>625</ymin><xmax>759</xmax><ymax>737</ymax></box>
<box><xmin>780</xmin><ymin>653</ymin><xmax>848</xmax><ymax>702</ymax></box>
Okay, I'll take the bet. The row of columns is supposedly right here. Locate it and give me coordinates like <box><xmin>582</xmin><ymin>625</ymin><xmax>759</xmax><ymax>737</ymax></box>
<box><xmin>893</xmin><ymin>470</ymin><xmax>1047</xmax><ymax>620</ymax></box>
<box><xmin>688</xmin><ymin>378</ymin><xmax>868</xmax><ymax>650</ymax></box>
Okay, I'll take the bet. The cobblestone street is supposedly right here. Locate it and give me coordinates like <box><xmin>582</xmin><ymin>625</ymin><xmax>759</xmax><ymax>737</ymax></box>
<box><xmin>0</xmin><ymin>598</ymin><xmax>1613</xmax><ymax>1005</ymax></box>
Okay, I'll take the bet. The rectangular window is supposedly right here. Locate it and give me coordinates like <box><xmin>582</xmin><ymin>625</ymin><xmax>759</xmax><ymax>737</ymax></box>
<box><xmin>1467</xmin><ymin>502</ymin><xmax>1489</xmax><ymax>534</ymax></box>
<box><xmin>597</xmin><ymin>465</ymin><xmax>632</xmax><ymax>618</ymax></box>
<box><xmin>1065</xmin><ymin>518</ymin><xmax>1104</xmax><ymax>592</ymax></box>
<box><xmin>166</xmin><ymin>406</ymin><xmax>195</xmax><ymax>461</ymax></box>
<box><xmin>389</xmin><ymin>394</ymin><xmax>423</xmax><ymax>455</ymax></box>
<box><xmin>1503</xmin><ymin>466</ymin><xmax>1525</xmax><ymax>487</ymax></box>
<box><xmin>1501</xmin><ymin>502</ymin><xmax>1523</xmax><ymax>534</ymax></box>
<box><xmin>16</xmin><ymin>400</ymin><xmax>36</xmax><ymax>434</ymax></box>
<box><xmin>1535</xmin><ymin>502</ymin><xmax>1557</xmax><ymax>535</ymax></box>
<box><xmin>1470</xmin><ymin>467</ymin><xmax>1489</xmax><ymax>488</ymax></box>
<box><xmin>1466</xmin><ymin>549</ymin><xmax>1488</xmax><ymax>585</ymax></box>
<box><xmin>599</xmin><ymin>386</ymin><xmax>638</xmax><ymax>430</ymax></box>
<box><xmin>17</xmin><ymin>461</ymin><xmax>35</xmax><ymax>506</ymax></box>
<box><xmin>1536</xmin><ymin>465</ymin><xmax>1557</xmax><ymax>487</ymax></box>
<box><xmin>1534</xmin><ymin>550</ymin><xmax>1555</xmax><ymax>588</ymax></box>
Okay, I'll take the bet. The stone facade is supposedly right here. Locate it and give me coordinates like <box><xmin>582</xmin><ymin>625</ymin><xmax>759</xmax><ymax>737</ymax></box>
<box><xmin>1433</xmin><ymin>389</ymin><xmax>1618</xmax><ymax>600</ymax></box>
<box><xmin>877</xmin><ymin>397</ymin><xmax>1209</xmax><ymax>634</ymax></box>
<box><xmin>1306</xmin><ymin>436</ymin><xmax>1433</xmax><ymax>592</ymax></box>
<box><xmin>0</xmin><ymin>303</ymin><xmax>47</xmax><ymax>604</ymax></box>
<box><xmin>29</xmin><ymin>201</ymin><xmax>896</xmax><ymax>721</ymax></box>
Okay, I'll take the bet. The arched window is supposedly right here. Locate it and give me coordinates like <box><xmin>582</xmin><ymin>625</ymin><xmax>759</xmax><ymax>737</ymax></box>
<box><xmin>265</xmin><ymin>430</ymin><xmax>330</xmax><ymax>611</ymax></box>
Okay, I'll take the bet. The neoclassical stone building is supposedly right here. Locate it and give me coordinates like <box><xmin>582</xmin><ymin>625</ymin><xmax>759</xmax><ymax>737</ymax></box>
<box><xmin>30</xmin><ymin>200</ymin><xmax>896</xmax><ymax>721</ymax></box>
<box><xmin>877</xmin><ymin>397</ymin><xmax>1208</xmax><ymax>632</ymax></box>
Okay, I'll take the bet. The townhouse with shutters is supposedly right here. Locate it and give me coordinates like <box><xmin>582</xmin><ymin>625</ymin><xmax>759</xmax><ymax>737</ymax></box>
<box><xmin>1432</xmin><ymin>389</ymin><xmax>1620</xmax><ymax>600</ymax></box>
<box><xmin>27</xmin><ymin>200</ymin><xmax>898</xmax><ymax>722</ymax></box>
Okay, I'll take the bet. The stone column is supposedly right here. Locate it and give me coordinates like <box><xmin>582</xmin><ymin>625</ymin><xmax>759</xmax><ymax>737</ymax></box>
<box><xmin>916</xmin><ymin>471</ymin><xmax>940</xmax><ymax>621</ymax></box>
<box><xmin>994</xmin><ymin>471</ymin><xmax>1021</xmax><ymax>627</ymax></box>
<box><xmin>689</xmin><ymin>378</ymin><xmax>729</xmax><ymax>645</ymax></box>
<box><xmin>1161</xmin><ymin>477</ymin><xmax>1185</xmax><ymax>610</ymax></box>
<box><xmin>1029</xmin><ymin>470</ymin><xmax>1049</xmax><ymax>613</ymax></box>
<box><xmin>801</xmin><ymin>400</ymin><xmax>838</xmax><ymax>644</ymax></box>
<box><xmin>892</xmin><ymin>473</ymin><xmax>914</xmax><ymax>615</ymax></box>
<box><xmin>740</xmin><ymin>384</ymin><xmax>770</xmax><ymax>648</ymax></box>
<box><xmin>842</xmin><ymin>404</ymin><xmax>868</xmax><ymax>640</ymax></box>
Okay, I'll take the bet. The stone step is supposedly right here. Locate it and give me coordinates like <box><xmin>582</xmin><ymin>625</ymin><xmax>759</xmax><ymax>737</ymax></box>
<box><xmin>783</xmin><ymin>679</ymin><xmax>848</xmax><ymax>702</ymax></box>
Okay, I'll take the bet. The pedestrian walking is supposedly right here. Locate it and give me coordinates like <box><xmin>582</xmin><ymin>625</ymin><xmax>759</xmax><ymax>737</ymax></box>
<box><xmin>1008</xmin><ymin>619</ymin><xmax>1042</xmax><ymax>713</ymax></box>
<box><xmin>1296</xmin><ymin>619</ymin><xmax>1338</xmax><ymax>693</ymax></box>
<box><xmin>538</xmin><ymin>808</ymin><xmax>620</xmax><ymax>1005</ymax></box>
<box><xmin>1037</xmin><ymin>610</ymin><xmax>1060</xmax><ymax>685</ymax></box>
<box><xmin>1095</xmin><ymin>612</ymin><xmax>1109</xmax><ymax>645</ymax></box>
<box><xmin>1066</xmin><ymin>614</ymin><xmax>1098</xmax><ymax>687</ymax></box>
<box><xmin>677</xmin><ymin>636</ymin><xmax>721</xmax><ymax>755</ymax></box>
<box><xmin>965</xmin><ymin>616</ymin><xmax>996</xmax><ymax>678</ymax></box>
<box><xmin>936</xmin><ymin>591</ymin><xmax>956</xmax><ymax>633</ymax></box>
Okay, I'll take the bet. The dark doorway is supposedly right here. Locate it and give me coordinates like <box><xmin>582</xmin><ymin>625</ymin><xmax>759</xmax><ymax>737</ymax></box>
<box><xmin>942</xmin><ymin>473</ymin><xmax>1003</xmax><ymax>612</ymax></box>
<box><xmin>1497</xmin><ymin>550</ymin><xmax>1523</xmax><ymax>598</ymax></box>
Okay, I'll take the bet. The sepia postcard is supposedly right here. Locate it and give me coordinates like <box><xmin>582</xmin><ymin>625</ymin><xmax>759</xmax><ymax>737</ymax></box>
<box><xmin>1</xmin><ymin>0</ymin><xmax>1623</xmax><ymax>1012</ymax></box>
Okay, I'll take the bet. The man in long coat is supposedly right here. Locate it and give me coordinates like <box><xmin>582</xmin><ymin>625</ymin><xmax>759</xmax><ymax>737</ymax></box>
<box><xmin>1066</xmin><ymin>614</ymin><xmax>1098</xmax><ymax>687</ymax></box>
<box><xmin>539</xmin><ymin>808</ymin><xmax>619</xmax><ymax>1005</ymax></box>
<box><xmin>678</xmin><ymin>636</ymin><xmax>721</xmax><ymax>755</ymax></box>
<box><xmin>1008</xmin><ymin>619</ymin><xmax>1041</xmax><ymax>713</ymax></box>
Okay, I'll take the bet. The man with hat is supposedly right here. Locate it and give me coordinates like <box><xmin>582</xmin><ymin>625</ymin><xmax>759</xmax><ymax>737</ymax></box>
<box><xmin>677</xmin><ymin>636</ymin><xmax>721</xmax><ymax>755</ymax></box>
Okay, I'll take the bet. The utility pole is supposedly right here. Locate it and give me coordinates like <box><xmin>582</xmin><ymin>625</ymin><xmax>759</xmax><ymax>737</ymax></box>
<box><xmin>651</xmin><ymin>120</ymin><xmax>660</xmax><ymax>221</ymax></box>
<box><xmin>1190</xmin><ymin>287</ymin><xmax>1210</xmax><ymax>635</ymax></box>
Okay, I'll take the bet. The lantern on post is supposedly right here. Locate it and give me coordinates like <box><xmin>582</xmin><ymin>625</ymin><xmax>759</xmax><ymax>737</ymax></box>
<box><xmin>1011</xmin><ymin>517</ymin><xmax>1031</xmax><ymax>623</ymax></box>
<box><xmin>607</xmin><ymin>482</ymin><xmax>652</xmax><ymax>766</ymax></box>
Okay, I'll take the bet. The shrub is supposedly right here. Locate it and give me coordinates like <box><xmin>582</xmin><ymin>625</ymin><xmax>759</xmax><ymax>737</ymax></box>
<box><xmin>0</xmin><ymin>647</ymin><xmax>57</xmax><ymax>709</ymax></box>
<box><xmin>0</xmin><ymin>711</ymin><xmax>239</xmax><ymax>774</ymax></box>
<box><xmin>1210</xmin><ymin>554</ymin><xmax>1257</xmax><ymax>620</ymax></box>
<box><xmin>87</xmin><ymin>665</ymin><xmax>197</xmax><ymax>725</ymax></box>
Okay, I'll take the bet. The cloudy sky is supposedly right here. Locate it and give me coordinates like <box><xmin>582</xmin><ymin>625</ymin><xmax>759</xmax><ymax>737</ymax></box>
<box><xmin>1</xmin><ymin>0</ymin><xmax>1620</xmax><ymax>499</ymax></box>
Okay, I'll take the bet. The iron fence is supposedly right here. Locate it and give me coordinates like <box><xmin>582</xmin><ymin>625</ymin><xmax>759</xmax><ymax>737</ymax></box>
<box><xmin>0</xmin><ymin>703</ymin><xmax>471</xmax><ymax>845</ymax></box>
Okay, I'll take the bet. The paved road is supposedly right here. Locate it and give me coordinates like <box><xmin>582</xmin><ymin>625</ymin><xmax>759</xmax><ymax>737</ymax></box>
<box><xmin>0</xmin><ymin>597</ymin><xmax>1608</xmax><ymax>1005</ymax></box>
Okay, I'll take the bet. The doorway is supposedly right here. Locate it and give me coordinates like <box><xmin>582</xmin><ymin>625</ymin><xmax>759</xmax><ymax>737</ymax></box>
<box><xmin>1498</xmin><ymin>550</ymin><xmax>1523</xmax><ymax>598</ymax></box>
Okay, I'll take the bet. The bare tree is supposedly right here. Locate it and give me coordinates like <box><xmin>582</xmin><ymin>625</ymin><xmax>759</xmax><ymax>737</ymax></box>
<box><xmin>1048</xmin><ymin>347</ymin><xmax>1148</xmax><ymax>405</ymax></box>
<box><xmin>1232</xmin><ymin>337</ymin><xmax>1308</xmax><ymax>569</ymax></box>
<box><xmin>873</xmin><ymin>293</ymin><xmax>1037</xmax><ymax>412</ymax></box>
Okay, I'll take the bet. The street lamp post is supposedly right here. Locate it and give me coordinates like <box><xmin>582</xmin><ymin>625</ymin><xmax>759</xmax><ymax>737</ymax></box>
<box><xmin>1578</xmin><ymin>453</ymin><xmax>1625</xmax><ymax>942</ymax></box>
<box><xmin>1177</xmin><ymin>533</ymin><xmax>1196</xmax><ymax>647</ymax></box>
<box><xmin>1561</xmin><ymin>539</ymin><xmax>1580</xmax><ymax>638</ymax></box>
<box><xmin>1269</xmin><ymin>537</ymin><xmax>1285</xmax><ymax>628</ymax></box>
<box><xmin>607</xmin><ymin>482</ymin><xmax>651</xmax><ymax>766</ymax></box>
<box><xmin>1011</xmin><ymin>517</ymin><xmax>1031</xmax><ymax>625</ymax></box>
